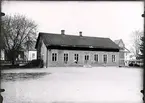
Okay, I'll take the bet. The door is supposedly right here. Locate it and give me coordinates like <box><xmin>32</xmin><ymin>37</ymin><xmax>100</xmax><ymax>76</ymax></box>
<box><xmin>84</xmin><ymin>55</ymin><xmax>89</xmax><ymax>64</ymax></box>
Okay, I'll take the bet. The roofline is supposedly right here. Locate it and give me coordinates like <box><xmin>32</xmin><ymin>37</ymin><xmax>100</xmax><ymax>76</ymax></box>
<box><xmin>39</xmin><ymin>32</ymin><xmax>110</xmax><ymax>39</ymax></box>
<box><xmin>35</xmin><ymin>33</ymin><xmax>41</xmax><ymax>49</ymax></box>
<box><xmin>124</xmin><ymin>47</ymin><xmax>130</xmax><ymax>53</ymax></box>
<box><xmin>28</xmin><ymin>49</ymin><xmax>37</xmax><ymax>51</ymax></box>
<box><xmin>47</xmin><ymin>45</ymin><xmax>119</xmax><ymax>52</ymax></box>
<box><xmin>36</xmin><ymin>32</ymin><xmax>120</xmax><ymax>50</ymax></box>
<box><xmin>114</xmin><ymin>40</ymin><xmax>120</xmax><ymax>45</ymax></box>
<box><xmin>46</xmin><ymin>44</ymin><xmax>119</xmax><ymax>49</ymax></box>
<box><xmin>119</xmin><ymin>39</ymin><xmax>125</xmax><ymax>46</ymax></box>
<box><xmin>108</xmin><ymin>38</ymin><xmax>120</xmax><ymax>49</ymax></box>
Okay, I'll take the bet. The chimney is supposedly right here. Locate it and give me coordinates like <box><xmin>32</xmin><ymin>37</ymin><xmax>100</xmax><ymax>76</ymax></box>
<box><xmin>61</xmin><ymin>30</ymin><xmax>65</xmax><ymax>35</ymax></box>
<box><xmin>79</xmin><ymin>31</ymin><xmax>82</xmax><ymax>36</ymax></box>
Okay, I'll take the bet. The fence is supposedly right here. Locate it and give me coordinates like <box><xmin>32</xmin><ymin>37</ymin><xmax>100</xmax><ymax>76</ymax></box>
<box><xmin>0</xmin><ymin>60</ymin><xmax>30</xmax><ymax>65</ymax></box>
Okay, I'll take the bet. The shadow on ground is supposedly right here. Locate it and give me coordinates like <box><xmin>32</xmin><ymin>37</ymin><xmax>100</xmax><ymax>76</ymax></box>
<box><xmin>1</xmin><ymin>72</ymin><xmax>51</xmax><ymax>81</ymax></box>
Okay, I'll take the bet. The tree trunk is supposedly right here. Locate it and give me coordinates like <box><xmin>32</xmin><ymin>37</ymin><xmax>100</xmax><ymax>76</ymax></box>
<box><xmin>11</xmin><ymin>50</ymin><xmax>16</xmax><ymax>65</ymax></box>
<box><xmin>11</xmin><ymin>58</ymin><xmax>15</xmax><ymax>65</ymax></box>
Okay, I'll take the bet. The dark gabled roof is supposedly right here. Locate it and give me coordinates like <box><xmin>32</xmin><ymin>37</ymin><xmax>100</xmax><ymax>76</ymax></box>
<box><xmin>114</xmin><ymin>39</ymin><xmax>129</xmax><ymax>51</ymax></box>
<box><xmin>114</xmin><ymin>39</ymin><xmax>125</xmax><ymax>46</ymax></box>
<box><xmin>114</xmin><ymin>39</ymin><xmax>121</xmax><ymax>45</ymax></box>
<box><xmin>35</xmin><ymin>32</ymin><xmax>120</xmax><ymax>50</ymax></box>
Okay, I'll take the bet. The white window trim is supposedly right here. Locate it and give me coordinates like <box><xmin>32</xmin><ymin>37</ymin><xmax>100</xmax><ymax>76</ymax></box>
<box><xmin>84</xmin><ymin>54</ymin><xmax>89</xmax><ymax>61</ymax></box>
<box><xmin>52</xmin><ymin>53</ymin><xmax>58</xmax><ymax>62</ymax></box>
<box><xmin>74</xmin><ymin>54</ymin><xmax>79</xmax><ymax>64</ymax></box>
<box><xmin>74</xmin><ymin>54</ymin><xmax>79</xmax><ymax>61</ymax></box>
<box><xmin>112</xmin><ymin>55</ymin><xmax>116</xmax><ymax>63</ymax></box>
<box><xmin>55</xmin><ymin>53</ymin><xmax>58</xmax><ymax>61</ymax></box>
<box><xmin>51</xmin><ymin>53</ymin><xmax>54</xmax><ymax>61</ymax></box>
<box><xmin>103</xmin><ymin>54</ymin><xmax>108</xmax><ymax>63</ymax></box>
<box><xmin>64</xmin><ymin>53</ymin><xmax>69</xmax><ymax>63</ymax></box>
<box><xmin>98</xmin><ymin>54</ymin><xmax>99</xmax><ymax>62</ymax></box>
<box><xmin>94</xmin><ymin>54</ymin><xmax>99</xmax><ymax>62</ymax></box>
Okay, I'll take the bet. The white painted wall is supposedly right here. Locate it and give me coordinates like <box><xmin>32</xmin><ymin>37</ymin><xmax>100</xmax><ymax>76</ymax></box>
<box><xmin>48</xmin><ymin>49</ymin><xmax>120</xmax><ymax>67</ymax></box>
<box><xmin>40</xmin><ymin>41</ymin><xmax>47</xmax><ymax>67</ymax></box>
<box><xmin>28</xmin><ymin>51</ymin><xmax>37</xmax><ymax>61</ymax></box>
<box><xmin>0</xmin><ymin>49</ymin><xmax>5</xmax><ymax>60</ymax></box>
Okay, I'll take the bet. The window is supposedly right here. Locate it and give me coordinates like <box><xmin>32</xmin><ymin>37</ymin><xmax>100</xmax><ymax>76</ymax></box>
<box><xmin>112</xmin><ymin>55</ymin><xmax>115</xmax><ymax>62</ymax></box>
<box><xmin>52</xmin><ymin>53</ymin><xmax>57</xmax><ymax>61</ymax></box>
<box><xmin>103</xmin><ymin>55</ymin><xmax>107</xmax><ymax>63</ymax></box>
<box><xmin>94</xmin><ymin>54</ymin><xmax>98</xmax><ymax>62</ymax></box>
<box><xmin>74</xmin><ymin>54</ymin><xmax>79</xmax><ymax>63</ymax></box>
<box><xmin>74</xmin><ymin>54</ymin><xmax>79</xmax><ymax>61</ymax></box>
<box><xmin>85</xmin><ymin>55</ymin><xmax>89</xmax><ymax>61</ymax></box>
<box><xmin>64</xmin><ymin>53</ymin><xmax>68</xmax><ymax>63</ymax></box>
<box><xmin>32</xmin><ymin>53</ymin><xmax>35</xmax><ymax>58</ymax></box>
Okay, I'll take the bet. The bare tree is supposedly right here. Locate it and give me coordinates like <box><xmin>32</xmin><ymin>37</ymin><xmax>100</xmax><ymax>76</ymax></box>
<box><xmin>130</xmin><ymin>30</ymin><xmax>143</xmax><ymax>59</ymax></box>
<box><xmin>140</xmin><ymin>35</ymin><xmax>144</xmax><ymax>59</ymax></box>
<box><xmin>1</xmin><ymin>14</ymin><xmax>37</xmax><ymax>65</ymax></box>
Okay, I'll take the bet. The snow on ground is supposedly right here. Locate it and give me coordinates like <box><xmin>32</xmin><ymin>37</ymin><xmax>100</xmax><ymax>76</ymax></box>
<box><xmin>1</xmin><ymin>67</ymin><xmax>143</xmax><ymax>103</ymax></box>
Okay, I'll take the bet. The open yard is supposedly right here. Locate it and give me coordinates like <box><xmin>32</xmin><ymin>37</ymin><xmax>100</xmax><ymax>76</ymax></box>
<box><xmin>1</xmin><ymin>66</ymin><xmax>143</xmax><ymax>103</ymax></box>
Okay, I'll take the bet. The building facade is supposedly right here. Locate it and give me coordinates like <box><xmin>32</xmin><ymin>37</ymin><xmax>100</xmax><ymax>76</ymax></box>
<box><xmin>114</xmin><ymin>39</ymin><xmax>130</xmax><ymax>66</ymax></box>
<box><xmin>23</xmin><ymin>50</ymin><xmax>37</xmax><ymax>61</ymax></box>
<box><xmin>35</xmin><ymin>30</ymin><xmax>121</xmax><ymax>67</ymax></box>
<box><xmin>28</xmin><ymin>51</ymin><xmax>37</xmax><ymax>61</ymax></box>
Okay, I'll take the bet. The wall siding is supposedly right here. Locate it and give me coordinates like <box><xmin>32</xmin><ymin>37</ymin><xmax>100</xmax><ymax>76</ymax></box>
<box><xmin>47</xmin><ymin>49</ymin><xmax>119</xmax><ymax>67</ymax></box>
<box><xmin>41</xmin><ymin>41</ymin><xmax>47</xmax><ymax>67</ymax></box>
<box><xmin>36</xmin><ymin>37</ymin><xmax>42</xmax><ymax>60</ymax></box>
<box><xmin>28</xmin><ymin>51</ymin><xmax>37</xmax><ymax>61</ymax></box>
<box><xmin>119</xmin><ymin>51</ymin><xmax>125</xmax><ymax>66</ymax></box>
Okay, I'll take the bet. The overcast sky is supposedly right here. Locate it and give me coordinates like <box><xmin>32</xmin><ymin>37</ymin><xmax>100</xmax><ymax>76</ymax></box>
<box><xmin>2</xmin><ymin>1</ymin><xmax>144</xmax><ymax>50</ymax></box>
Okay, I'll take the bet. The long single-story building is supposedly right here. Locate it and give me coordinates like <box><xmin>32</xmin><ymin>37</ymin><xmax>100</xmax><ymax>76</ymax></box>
<box><xmin>35</xmin><ymin>30</ymin><xmax>124</xmax><ymax>67</ymax></box>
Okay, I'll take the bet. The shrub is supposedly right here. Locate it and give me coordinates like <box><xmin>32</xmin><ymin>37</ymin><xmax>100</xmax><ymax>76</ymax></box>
<box><xmin>21</xmin><ymin>59</ymin><xmax>44</xmax><ymax>68</ymax></box>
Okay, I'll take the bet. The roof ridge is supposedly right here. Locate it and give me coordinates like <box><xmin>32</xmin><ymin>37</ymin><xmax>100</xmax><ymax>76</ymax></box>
<box><xmin>39</xmin><ymin>32</ymin><xmax>109</xmax><ymax>39</ymax></box>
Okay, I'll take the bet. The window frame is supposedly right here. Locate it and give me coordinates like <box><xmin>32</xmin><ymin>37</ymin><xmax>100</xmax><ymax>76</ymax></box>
<box><xmin>74</xmin><ymin>54</ymin><xmax>79</xmax><ymax>61</ymax></box>
<box><xmin>64</xmin><ymin>53</ymin><xmax>69</xmax><ymax>63</ymax></box>
<box><xmin>103</xmin><ymin>54</ymin><xmax>107</xmax><ymax>63</ymax></box>
<box><xmin>85</xmin><ymin>55</ymin><xmax>89</xmax><ymax>61</ymax></box>
<box><xmin>94</xmin><ymin>54</ymin><xmax>99</xmax><ymax>62</ymax></box>
<box><xmin>112</xmin><ymin>55</ymin><xmax>116</xmax><ymax>62</ymax></box>
<box><xmin>52</xmin><ymin>53</ymin><xmax>57</xmax><ymax>61</ymax></box>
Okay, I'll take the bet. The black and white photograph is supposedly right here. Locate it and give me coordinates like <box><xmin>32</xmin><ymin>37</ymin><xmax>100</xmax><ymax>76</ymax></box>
<box><xmin>0</xmin><ymin>1</ymin><xmax>144</xmax><ymax>103</ymax></box>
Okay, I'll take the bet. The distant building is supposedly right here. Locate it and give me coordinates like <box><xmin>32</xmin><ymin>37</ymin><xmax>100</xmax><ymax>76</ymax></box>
<box><xmin>114</xmin><ymin>39</ymin><xmax>130</xmax><ymax>66</ymax></box>
<box><xmin>23</xmin><ymin>41</ymin><xmax>37</xmax><ymax>61</ymax></box>
<box><xmin>0</xmin><ymin>44</ymin><xmax>37</xmax><ymax>61</ymax></box>
<box><xmin>24</xmin><ymin>49</ymin><xmax>37</xmax><ymax>61</ymax></box>
<box><xmin>35</xmin><ymin>30</ymin><xmax>123</xmax><ymax>67</ymax></box>
<box><xmin>0</xmin><ymin>12</ymin><xmax>37</xmax><ymax>61</ymax></box>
